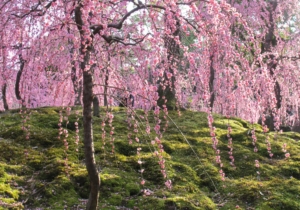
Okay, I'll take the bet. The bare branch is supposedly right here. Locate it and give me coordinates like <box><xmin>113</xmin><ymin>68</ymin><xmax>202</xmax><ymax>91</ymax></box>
<box><xmin>0</xmin><ymin>0</ymin><xmax>12</xmax><ymax>11</ymax></box>
<box><xmin>280</xmin><ymin>55</ymin><xmax>300</xmax><ymax>62</ymax></box>
<box><xmin>91</xmin><ymin>3</ymin><xmax>165</xmax><ymax>35</ymax></box>
<box><xmin>11</xmin><ymin>0</ymin><xmax>56</xmax><ymax>18</ymax></box>
<box><xmin>102</xmin><ymin>33</ymin><xmax>150</xmax><ymax>46</ymax></box>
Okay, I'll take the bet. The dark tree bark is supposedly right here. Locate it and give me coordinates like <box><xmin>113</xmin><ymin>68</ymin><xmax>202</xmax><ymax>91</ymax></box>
<box><xmin>69</xmin><ymin>34</ymin><xmax>82</xmax><ymax>105</ymax></box>
<box><xmin>262</xmin><ymin>1</ymin><xmax>281</xmax><ymax>110</ymax></box>
<box><xmin>209</xmin><ymin>53</ymin><xmax>215</xmax><ymax>110</ymax></box>
<box><xmin>93</xmin><ymin>96</ymin><xmax>100</xmax><ymax>117</ymax></box>
<box><xmin>274</xmin><ymin>81</ymin><xmax>281</xmax><ymax>109</ymax></box>
<box><xmin>260</xmin><ymin>1</ymin><xmax>281</xmax><ymax>130</ymax></box>
<box><xmin>2</xmin><ymin>83</ymin><xmax>8</xmax><ymax>110</ymax></box>
<box><xmin>75</xmin><ymin>4</ymin><xmax>100</xmax><ymax>210</ymax></box>
<box><xmin>103</xmin><ymin>48</ymin><xmax>111</xmax><ymax>107</ymax></box>
<box><xmin>15</xmin><ymin>48</ymin><xmax>25</xmax><ymax>106</ymax></box>
<box><xmin>82</xmin><ymin>66</ymin><xmax>99</xmax><ymax>210</ymax></box>
<box><xmin>76</xmin><ymin>83</ymin><xmax>83</xmax><ymax>105</ymax></box>
<box><xmin>71</xmin><ymin>59</ymin><xmax>83</xmax><ymax>105</ymax></box>
<box><xmin>157</xmin><ymin>18</ymin><xmax>181</xmax><ymax>110</ymax></box>
<box><xmin>103</xmin><ymin>66</ymin><xmax>109</xmax><ymax>107</ymax></box>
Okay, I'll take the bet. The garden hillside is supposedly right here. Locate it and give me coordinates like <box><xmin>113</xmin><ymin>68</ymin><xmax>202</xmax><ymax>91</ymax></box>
<box><xmin>0</xmin><ymin>107</ymin><xmax>299</xmax><ymax>210</ymax></box>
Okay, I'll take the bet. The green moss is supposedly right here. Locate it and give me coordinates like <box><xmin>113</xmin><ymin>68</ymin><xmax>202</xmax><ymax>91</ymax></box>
<box><xmin>126</xmin><ymin>199</ymin><xmax>136</xmax><ymax>208</ymax></box>
<box><xmin>101</xmin><ymin>173</ymin><xmax>123</xmax><ymax>187</ymax></box>
<box><xmin>138</xmin><ymin>197</ymin><xmax>166</xmax><ymax>209</ymax></box>
<box><xmin>0</xmin><ymin>107</ymin><xmax>300</xmax><ymax>209</ymax></box>
<box><xmin>107</xmin><ymin>194</ymin><xmax>123</xmax><ymax>206</ymax></box>
<box><xmin>125</xmin><ymin>182</ymin><xmax>140</xmax><ymax>196</ymax></box>
<box><xmin>70</xmin><ymin>167</ymin><xmax>89</xmax><ymax>198</ymax></box>
<box><xmin>164</xmin><ymin>195</ymin><xmax>215</xmax><ymax>210</ymax></box>
<box><xmin>0</xmin><ymin>163</ymin><xmax>23</xmax><ymax>208</ymax></box>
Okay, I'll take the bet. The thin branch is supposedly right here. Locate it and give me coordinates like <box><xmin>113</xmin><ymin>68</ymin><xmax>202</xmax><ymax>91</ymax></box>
<box><xmin>94</xmin><ymin>84</ymin><xmax>151</xmax><ymax>102</ymax></box>
<box><xmin>280</xmin><ymin>55</ymin><xmax>300</xmax><ymax>62</ymax></box>
<box><xmin>11</xmin><ymin>0</ymin><xmax>56</xmax><ymax>18</ymax></box>
<box><xmin>91</xmin><ymin>4</ymin><xmax>164</xmax><ymax>35</ymax></box>
<box><xmin>0</xmin><ymin>0</ymin><xmax>12</xmax><ymax>11</ymax></box>
<box><xmin>103</xmin><ymin>33</ymin><xmax>150</xmax><ymax>46</ymax></box>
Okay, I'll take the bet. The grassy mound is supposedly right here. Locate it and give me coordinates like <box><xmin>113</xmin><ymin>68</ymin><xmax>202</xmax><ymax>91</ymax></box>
<box><xmin>0</xmin><ymin>107</ymin><xmax>299</xmax><ymax>210</ymax></box>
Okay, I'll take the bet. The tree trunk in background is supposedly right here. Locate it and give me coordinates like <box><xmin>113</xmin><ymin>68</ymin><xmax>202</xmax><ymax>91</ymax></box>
<box><xmin>75</xmin><ymin>4</ymin><xmax>100</xmax><ymax>210</ymax></box>
<box><xmin>158</xmin><ymin>18</ymin><xmax>181</xmax><ymax>110</ymax></box>
<box><xmin>2</xmin><ymin>83</ymin><xmax>8</xmax><ymax>110</ymax></box>
<box><xmin>263</xmin><ymin>1</ymin><xmax>281</xmax><ymax>110</ymax></box>
<box><xmin>209</xmin><ymin>53</ymin><xmax>215</xmax><ymax>110</ymax></box>
<box><xmin>103</xmin><ymin>68</ymin><xmax>109</xmax><ymax>107</ymax></box>
<box><xmin>76</xmin><ymin>84</ymin><xmax>82</xmax><ymax>106</ymax></box>
<box><xmin>261</xmin><ymin>1</ymin><xmax>280</xmax><ymax>130</ymax></box>
<box><xmin>15</xmin><ymin>48</ymin><xmax>25</xmax><ymax>107</ymax></box>
<box><xmin>72</xmin><ymin>63</ymin><xmax>82</xmax><ymax>106</ymax></box>
<box><xmin>69</xmin><ymin>34</ymin><xmax>82</xmax><ymax>106</ymax></box>
<box><xmin>93</xmin><ymin>96</ymin><xmax>100</xmax><ymax>117</ymax></box>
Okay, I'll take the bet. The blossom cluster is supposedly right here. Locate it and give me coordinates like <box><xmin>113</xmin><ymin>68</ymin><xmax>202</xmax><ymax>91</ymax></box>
<box><xmin>282</xmin><ymin>143</ymin><xmax>290</xmax><ymax>159</ymax></box>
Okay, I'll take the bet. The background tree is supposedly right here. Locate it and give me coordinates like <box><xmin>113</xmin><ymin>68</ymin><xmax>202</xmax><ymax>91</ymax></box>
<box><xmin>0</xmin><ymin>32</ymin><xmax>9</xmax><ymax>111</ymax></box>
<box><xmin>229</xmin><ymin>0</ymin><xmax>300</xmax><ymax>128</ymax></box>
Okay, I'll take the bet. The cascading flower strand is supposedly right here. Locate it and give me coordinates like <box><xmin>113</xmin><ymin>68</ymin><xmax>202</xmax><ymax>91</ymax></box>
<box><xmin>101</xmin><ymin>113</ymin><xmax>108</xmax><ymax>162</ymax></box>
<box><xmin>20</xmin><ymin>108</ymin><xmax>31</xmax><ymax>140</ymax></box>
<box><xmin>63</xmin><ymin>107</ymin><xmax>71</xmax><ymax>175</ymax></box>
<box><xmin>250</xmin><ymin>128</ymin><xmax>258</xmax><ymax>153</ymax></box>
<box><xmin>255</xmin><ymin>159</ymin><xmax>260</xmax><ymax>180</ymax></box>
<box><xmin>261</xmin><ymin>114</ymin><xmax>273</xmax><ymax>158</ymax></box>
<box><xmin>74</xmin><ymin>110</ymin><xmax>80</xmax><ymax>153</ymax></box>
<box><xmin>282</xmin><ymin>143</ymin><xmax>290</xmax><ymax>159</ymax></box>
<box><xmin>227</xmin><ymin>123</ymin><xmax>235</xmax><ymax>168</ymax></box>
<box><xmin>208</xmin><ymin>112</ymin><xmax>225</xmax><ymax>181</ymax></box>
<box><xmin>20</xmin><ymin>108</ymin><xmax>31</xmax><ymax>158</ymax></box>
<box><xmin>107</xmin><ymin>112</ymin><xmax>115</xmax><ymax>154</ymax></box>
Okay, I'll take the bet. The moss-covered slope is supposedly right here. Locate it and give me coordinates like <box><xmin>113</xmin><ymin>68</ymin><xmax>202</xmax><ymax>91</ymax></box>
<box><xmin>0</xmin><ymin>107</ymin><xmax>299</xmax><ymax>210</ymax></box>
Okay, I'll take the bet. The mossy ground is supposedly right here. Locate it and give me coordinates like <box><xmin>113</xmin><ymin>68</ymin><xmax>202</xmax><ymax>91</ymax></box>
<box><xmin>0</xmin><ymin>107</ymin><xmax>299</xmax><ymax>209</ymax></box>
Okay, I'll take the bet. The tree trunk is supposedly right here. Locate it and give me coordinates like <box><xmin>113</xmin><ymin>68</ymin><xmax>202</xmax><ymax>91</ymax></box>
<box><xmin>261</xmin><ymin>1</ymin><xmax>280</xmax><ymax>129</ymax></box>
<box><xmin>103</xmin><ymin>68</ymin><xmax>109</xmax><ymax>107</ymax></box>
<box><xmin>76</xmin><ymin>83</ymin><xmax>83</xmax><ymax>106</ymax></box>
<box><xmin>82</xmin><ymin>68</ymin><xmax>100</xmax><ymax>210</ymax></box>
<box><xmin>75</xmin><ymin>5</ymin><xmax>100</xmax><ymax>210</ymax></box>
<box><xmin>15</xmin><ymin>50</ymin><xmax>25</xmax><ymax>107</ymax></box>
<box><xmin>72</xmin><ymin>63</ymin><xmax>82</xmax><ymax>106</ymax></box>
<box><xmin>69</xmin><ymin>34</ymin><xmax>82</xmax><ymax>106</ymax></box>
<box><xmin>274</xmin><ymin>80</ymin><xmax>281</xmax><ymax>109</ymax></box>
<box><xmin>93</xmin><ymin>96</ymin><xmax>100</xmax><ymax>117</ymax></box>
<box><xmin>2</xmin><ymin>83</ymin><xmax>8</xmax><ymax>110</ymax></box>
<box><xmin>262</xmin><ymin>1</ymin><xmax>281</xmax><ymax>110</ymax></box>
<box><xmin>209</xmin><ymin>53</ymin><xmax>215</xmax><ymax>110</ymax></box>
<box><xmin>158</xmin><ymin>18</ymin><xmax>181</xmax><ymax>110</ymax></box>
